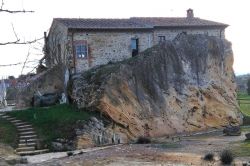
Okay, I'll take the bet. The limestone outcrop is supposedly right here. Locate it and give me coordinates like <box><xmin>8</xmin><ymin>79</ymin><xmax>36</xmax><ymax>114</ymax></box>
<box><xmin>71</xmin><ymin>34</ymin><xmax>242</xmax><ymax>142</ymax></box>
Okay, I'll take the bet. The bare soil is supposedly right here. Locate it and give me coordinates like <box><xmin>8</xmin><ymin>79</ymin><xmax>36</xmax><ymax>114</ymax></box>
<box><xmin>0</xmin><ymin>143</ymin><xmax>21</xmax><ymax>166</ymax></box>
<box><xmin>14</xmin><ymin>129</ymin><xmax>250</xmax><ymax>166</ymax></box>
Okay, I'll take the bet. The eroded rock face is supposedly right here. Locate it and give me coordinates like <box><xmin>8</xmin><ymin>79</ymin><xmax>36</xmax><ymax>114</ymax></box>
<box><xmin>72</xmin><ymin>34</ymin><xmax>242</xmax><ymax>141</ymax></box>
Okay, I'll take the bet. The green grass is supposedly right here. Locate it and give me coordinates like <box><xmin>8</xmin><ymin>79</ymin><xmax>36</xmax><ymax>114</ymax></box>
<box><xmin>237</xmin><ymin>93</ymin><xmax>250</xmax><ymax>124</ymax></box>
<box><xmin>234</xmin><ymin>93</ymin><xmax>250</xmax><ymax>157</ymax></box>
<box><xmin>232</xmin><ymin>140</ymin><xmax>250</xmax><ymax>157</ymax></box>
<box><xmin>241</xmin><ymin>126</ymin><xmax>250</xmax><ymax>132</ymax></box>
<box><xmin>237</xmin><ymin>92</ymin><xmax>250</xmax><ymax>100</ymax></box>
<box><xmin>241</xmin><ymin>104</ymin><xmax>250</xmax><ymax>116</ymax></box>
<box><xmin>0</xmin><ymin>117</ymin><xmax>18</xmax><ymax>147</ymax></box>
<box><xmin>7</xmin><ymin>104</ymin><xmax>94</xmax><ymax>150</ymax></box>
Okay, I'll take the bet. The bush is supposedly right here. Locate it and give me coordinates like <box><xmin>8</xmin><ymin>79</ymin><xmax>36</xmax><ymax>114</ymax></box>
<box><xmin>136</xmin><ymin>136</ymin><xmax>151</xmax><ymax>144</ymax></box>
<box><xmin>203</xmin><ymin>152</ymin><xmax>214</xmax><ymax>161</ymax></box>
<box><xmin>67</xmin><ymin>151</ymin><xmax>73</xmax><ymax>156</ymax></box>
<box><xmin>220</xmin><ymin>149</ymin><xmax>234</xmax><ymax>165</ymax></box>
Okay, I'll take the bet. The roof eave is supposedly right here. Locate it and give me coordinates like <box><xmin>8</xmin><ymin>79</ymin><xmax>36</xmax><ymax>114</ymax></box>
<box><xmin>67</xmin><ymin>27</ymin><xmax>153</xmax><ymax>32</ymax></box>
<box><xmin>154</xmin><ymin>24</ymin><xmax>228</xmax><ymax>29</ymax></box>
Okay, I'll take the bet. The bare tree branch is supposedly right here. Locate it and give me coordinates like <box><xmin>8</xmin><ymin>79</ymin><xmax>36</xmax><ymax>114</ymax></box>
<box><xmin>21</xmin><ymin>47</ymin><xmax>31</xmax><ymax>75</ymax></box>
<box><xmin>0</xmin><ymin>0</ymin><xmax>37</xmax><ymax>46</ymax></box>
<box><xmin>0</xmin><ymin>9</ymin><xmax>34</xmax><ymax>13</ymax></box>
<box><xmin>1</xmin><ymin>0</ymin><xmax>4</xmax><ymax>9</ymax></box>
<box><xmin>11</xmin><ymin>23</ymin><xmax>19</xmax><ymax>40</ymax></box>
<box><xmin>0</xmin><ymin>37</ymin><xmax>44</xmax><ymax>45</ymax></box>
<box><xmin>0</xmin><ymin>0</ymin><xmax>34</xmax><ymax>13</ymax></box>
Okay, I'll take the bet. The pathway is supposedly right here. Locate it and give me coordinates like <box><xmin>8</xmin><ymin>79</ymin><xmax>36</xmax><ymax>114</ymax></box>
<box><xmin>20</xmin><ymin>130</ymin><xmax>250</xmax><ymax>166</ymax></box>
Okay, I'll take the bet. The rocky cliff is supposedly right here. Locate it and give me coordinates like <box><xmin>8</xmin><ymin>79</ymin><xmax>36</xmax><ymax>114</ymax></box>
<box><xmin>71</xmin><ymin>34</ymin><xmax>242</xmax><ymax>142</ymax></box>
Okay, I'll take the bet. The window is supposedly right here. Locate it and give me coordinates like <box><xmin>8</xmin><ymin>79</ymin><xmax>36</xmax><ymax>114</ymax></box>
<box><xmin>158</xmin><ymin>36</ymin><xmax>166</xmax><ymax>43</ymax></box>
<box><xmin>75</xmin><ymin>42</ymin><xmax>88</xmax><ymax>59</ymax></box>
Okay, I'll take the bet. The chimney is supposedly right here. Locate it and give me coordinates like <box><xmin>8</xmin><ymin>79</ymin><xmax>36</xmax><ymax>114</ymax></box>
<box><xmin>187</xmin><ymin>8</ymin><xmax>194</xmax><ymax>18</ymax></box>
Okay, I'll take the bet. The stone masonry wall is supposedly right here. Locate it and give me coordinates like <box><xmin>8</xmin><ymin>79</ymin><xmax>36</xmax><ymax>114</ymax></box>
<box><xmin>153</xmin><ymin>28</ymin><xmax>224</xmax><ymax>44</ymax></box>
<box><xmin>72</xmin><ymin>31</ymin><xmax>153</xmax><ymax>73</ymax></box>
<box><xmin>46</xmin><ymin>21</ymin><xmax>69</xmax><ymax>68</ymax></box>
<box><xmin>69</xmin><ymin>28</ymin><xmax>224</xmax><ymax>73</ymax></box>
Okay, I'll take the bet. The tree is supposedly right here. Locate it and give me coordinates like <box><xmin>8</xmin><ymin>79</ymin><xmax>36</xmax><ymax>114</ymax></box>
<box><xmin>247</xmin><ymin>78</ymin><xmax>250</xmax><ymax>95</ymax></box>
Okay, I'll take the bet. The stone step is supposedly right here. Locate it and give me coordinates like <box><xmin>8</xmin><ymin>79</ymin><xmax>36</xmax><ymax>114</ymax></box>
<box><xmin>14</xmin><ymin>122</ymin><xmax>29</xmax><ymax>126</ymax></box>
<box><xmin>17</xmin><ymin>149</ymin><xmax>49</xmax><ymax>156</ymax></box>
<box><xmin>2</xmin><ymin>115</ymin><xmax>11</xmax><ymax>118</ymax></box>
<box><xmin>10</xmin><ymin>119</ymin><xmax>22</xmax><ymax>123</ymax></box>
<box><xmin>19</xmin><ymin>135</ymin><xmax>37</xmax><ymax>139</ymax></box>
<box><xmin>17</xmin><ymin>125</ymin><xmax>32</xmax><ymax>129</ymax></box>
<box><xmin>6</xmin><ymin>117</ymin><xmax>17</xmax><ymax>121</ymax></box>
<box><xmin>16</xmin><ymin>146</ymin><xmax>35</xmax><ymax>152</ymax></box>
<box><xmin>5</xmin><ymin>118</ymin><xmax>16</xmax><ymax>121</ymax></box>
<box><xmin>18</xmin><ymin>142</ymin><xmax>36</xmax><ymax>147</ymax></box>
<box><xmin>18</xmin><ymin>127</ymin><xmax>34</xmax><ymax>132</ymax></box>
<box><xmin>19</xmin><ymin>131</ymin><xmax>35</xmax><ymax>136</ymax></box>
<box><xmin>0</xmin><ymin>113</ymin><xmax>5</xmax><ymax>116</ymax></box>
<box><xmin>19</xmin><ymin>138</ymin><xmax>37</xmax><ymax>143</ymax></box>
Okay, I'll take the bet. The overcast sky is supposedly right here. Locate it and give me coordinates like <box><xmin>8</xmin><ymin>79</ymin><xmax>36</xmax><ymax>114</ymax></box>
<box><xmin>0</xmin><ymin>0</ymin><xmax>249</xmax><ymax>77</ymax></box>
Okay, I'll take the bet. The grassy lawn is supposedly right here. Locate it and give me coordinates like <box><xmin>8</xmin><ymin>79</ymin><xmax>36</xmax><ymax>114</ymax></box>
<box><xmin>237</xmin><ymin>92</ymin><xmax>250</xmax><ymax>100</ymax></box>
<box><xmin>0</xmin><ymin>117</ymin><xmax>18</xmax><ymax>147</ymax></box>
<box><xmin>237</xmin><ymin>93</ymin><xmax>250</xmax><ymax>120</ymax></box>
<box><xmin>234</xmin><ymin>93</ymin><xmax>250</xmax><ymax>157</ymax></box>
<box><xmin>232</xmin><ymin>140</ymin><xmax>250</xmax><ymax>157</ymax></box>
<box><xmin>7</xmin><ymin>104</ymin><xmax>95</xmax><ymax>150</ymax></box>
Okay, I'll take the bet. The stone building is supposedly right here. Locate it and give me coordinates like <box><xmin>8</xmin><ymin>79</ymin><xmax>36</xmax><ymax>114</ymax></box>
<box><xmin>44</xmin><ymin>9</ymin><xmax>228</xmax><ymax>74</ymax></box>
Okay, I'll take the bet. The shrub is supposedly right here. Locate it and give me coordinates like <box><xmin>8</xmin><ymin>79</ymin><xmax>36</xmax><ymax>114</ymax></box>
<box><xmin>67</xmin><ymin>151</ymin><xmax>73</xmax><ymax>156</ymax></box>
<box><xmin>136</xmin><ymin>136</ymin><xmax>151</xmax><ymax>144</ymax></box>
<box><xmin>203</xmin><ymin>152</ymin><xmax>214</xmax><ymax>161</ymax></box>
<box><xmin>220</xmin><ymin>149</ymin><xmax>234</xmax><ymax>165</ymax></box>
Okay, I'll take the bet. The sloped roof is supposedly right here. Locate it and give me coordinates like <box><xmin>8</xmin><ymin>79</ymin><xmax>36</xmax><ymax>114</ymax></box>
<box><xmin>54</xmin><ymin>17</ymin><xmax>228</xmax><ymax>30</ymax></box>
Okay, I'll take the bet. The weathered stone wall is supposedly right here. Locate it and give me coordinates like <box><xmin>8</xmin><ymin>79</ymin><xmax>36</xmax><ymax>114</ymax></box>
<box><xmin>71</xmin><ymin>31</ymin><xmax>153</xmax><ymax>73</ymax></box>
<box><xmin>46</xmin><ymin>22</ymin><xmax>225</xmax><ymax>74</ymax></box>
<box><xmin>67</xmin><ymin>28</ymin><xmax>225</xmax><ymax>73</ymax></box>
<box><xmin>153</xmin><ymin>28</ymin><xmax>224</xmax><ymax>44</ymax></box>
<box><xmin>46</xmin><ymin>21</ymin><xmax>69</xmax><ymax>68</ymax></box>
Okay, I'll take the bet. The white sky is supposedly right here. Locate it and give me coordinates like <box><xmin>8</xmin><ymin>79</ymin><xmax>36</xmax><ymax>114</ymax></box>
<box><xmin>0</xmin><ymin>0</ymin><xmax>249</xmax><ymax>77</ymax></box>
